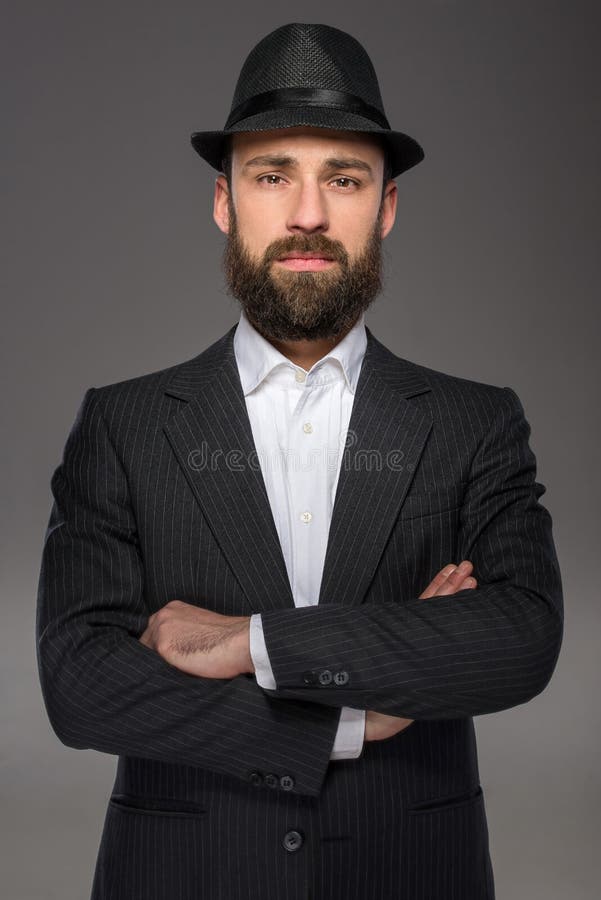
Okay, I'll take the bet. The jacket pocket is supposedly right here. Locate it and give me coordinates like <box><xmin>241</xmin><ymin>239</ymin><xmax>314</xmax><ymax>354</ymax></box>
<box><xmin>399</xmin><ymin>482</ymin><xmax>467</xmax><ymax>520</ymax></box>
<box><xmin>402</xmin><ymin>784</ymin><xmax>494</xmax><ymax>898</ymax></box>
<box><xmin>109</xmin><ymin>792</ymin><xmax>207</xmax><ymax>819</ymax></box>
<box><xmin>407</xmin><ymin>784</ymin><xmax>483</xmax><ymax>814</ymax></box>
<box><xmin>97</xmin><ymin>794</ymin><xmax>210</xmax><ymax>900</ymax></box>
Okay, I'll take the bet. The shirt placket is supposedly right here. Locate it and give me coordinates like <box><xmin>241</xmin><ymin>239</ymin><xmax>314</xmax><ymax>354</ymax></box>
<box><xmin>292</xmin><ymin>371</ymin><xmax>340</xmax><ymax>607</ymax></box>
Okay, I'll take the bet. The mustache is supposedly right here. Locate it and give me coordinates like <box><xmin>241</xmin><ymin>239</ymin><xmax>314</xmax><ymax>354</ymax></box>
<box><xmin>262</xmin><ymin>234</ymin><xmax>349</xmax><ymax>266</ymax></box>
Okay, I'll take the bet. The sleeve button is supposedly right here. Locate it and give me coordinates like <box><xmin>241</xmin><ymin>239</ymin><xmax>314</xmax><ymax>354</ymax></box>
<box><xmin>280</xmin><ymin>775</ymin><xmax>295</xmax><ymax>791</ymax></box>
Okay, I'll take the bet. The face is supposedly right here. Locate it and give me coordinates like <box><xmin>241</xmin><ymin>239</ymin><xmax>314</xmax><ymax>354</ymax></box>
<box><xmin>213</xmin><ymin>127</ymin><xmax>397</xmax><ymax>341</ymax></box>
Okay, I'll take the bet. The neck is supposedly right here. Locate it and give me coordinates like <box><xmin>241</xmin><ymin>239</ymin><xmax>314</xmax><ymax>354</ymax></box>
<box><xmin>268</xmin><ymin>336</ymin><xmax>342</xmax><ymax>370</ymax></box>
<box><xmin>249</xmin><ymin>316</ymin><xmax>360</xmax><ymax>371</ymax></box>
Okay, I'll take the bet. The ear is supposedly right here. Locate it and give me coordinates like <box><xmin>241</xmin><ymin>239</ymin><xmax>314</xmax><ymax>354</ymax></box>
<box><xmin>213</xmin><ymin>175</ymin><xmax>231</xmax><ymax>234</ymax></box>
<box><xmin>380</xmin><ymin>180</ymin><xmax>397</xmax><ymax>239</ymax></box>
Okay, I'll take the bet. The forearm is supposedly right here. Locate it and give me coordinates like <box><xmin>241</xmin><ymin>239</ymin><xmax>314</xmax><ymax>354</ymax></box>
<box><xmin>257</xmin><ymin>577</ymin><xmax>563</xmax><ymax>718</ymax></box>
<box><xmin>37</xmin><ymin>617</ymin><xmax>341</xmax><ymax>796</ymax></box>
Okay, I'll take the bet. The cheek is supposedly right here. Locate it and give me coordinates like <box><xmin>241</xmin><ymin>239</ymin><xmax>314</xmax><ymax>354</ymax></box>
<box><xmin>338</xmin><ymin>228</ymin><xmax>375</xmax><ymax>261</ymax></box>
<box><xmin>330</xmin><ymin>201</ymin><xmax>381</xmax><ymax>247</ymax></box>
<box><xmin>236</xmin><ymin>210</ymin><xmax>281</xmax><ymax>254</ymax></box>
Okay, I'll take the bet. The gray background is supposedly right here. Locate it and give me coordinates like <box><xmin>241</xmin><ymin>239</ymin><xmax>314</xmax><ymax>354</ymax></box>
<box><xmin>2</xmin><ymin>1</ymin><xmax>599</xmax><ymax>897</ymax></box>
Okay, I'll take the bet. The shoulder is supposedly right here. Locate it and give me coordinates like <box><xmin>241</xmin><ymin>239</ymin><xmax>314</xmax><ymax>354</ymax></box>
<box><xmin>366</xmin><ymin>328</ymin><xmax>524</xmax><ymax>423</ymax></box>
<box><xmin>86</xmin><ymin>327</ymin><xmax>235</xmax><ymax>416</ymax></box>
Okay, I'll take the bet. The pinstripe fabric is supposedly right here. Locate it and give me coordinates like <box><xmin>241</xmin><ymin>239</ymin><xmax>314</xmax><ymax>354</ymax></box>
<box><xmin>36</xmin><ymin>322</ymin><xmax>563</xmax><ymax>899</ymax></box>
<box><xmin>234</xmin><ymin>308</ymin><xmax>367</xmax><ymax>757</ymax></box>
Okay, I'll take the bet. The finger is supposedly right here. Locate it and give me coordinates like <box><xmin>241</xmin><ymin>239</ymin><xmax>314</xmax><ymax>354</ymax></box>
<box><xmin>418</xmin><ymin>563</ymin><xmax>458</xmax><ymax>600</ymax></box>
<box><xmin>439</xmin><ymin>574</ymin><xmax>477</xmax><ymax>596</ymax></box>
<box><xmin>431</xmin><ymin>560</ymin><xmax>473</xmax><ymax>596</ymax></box>
<box><xmin>459</xmin><ymin>576</ymin><xmax>477</xmax><ymax>590</ymax></box>
<box><xmin>138</xmin><ymin>629</ymin><xmax>152</xmax><ymax>647</ymax></box>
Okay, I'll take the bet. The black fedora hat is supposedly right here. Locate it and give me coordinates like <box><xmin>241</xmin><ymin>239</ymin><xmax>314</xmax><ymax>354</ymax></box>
<box><xmin>191</xmin><ymin>23</ymin><xmax>424</xmax><ymax>179</ymax></box>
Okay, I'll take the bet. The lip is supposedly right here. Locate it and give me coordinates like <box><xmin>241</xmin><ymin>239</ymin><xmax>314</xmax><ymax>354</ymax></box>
<box><xmin>276</xmin><ymin>257</ymin><xmax>338</xmax><ymax>271</ymax></box>
<box><xmin>278</xmin><ymin>252</ymin><xmax>335</xmax><ymax>260</ymax></box>
<box><xmin>276</xmin><ymin>252</ymin><xmax>338</xmax><ymax>271</ymax></box>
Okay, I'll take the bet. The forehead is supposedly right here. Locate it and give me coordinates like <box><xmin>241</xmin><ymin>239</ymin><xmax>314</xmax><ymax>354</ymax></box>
<box><xmin>230</xmin><ymin>126</ymin><xmax>385</xmax><ymax>167</ymax></box>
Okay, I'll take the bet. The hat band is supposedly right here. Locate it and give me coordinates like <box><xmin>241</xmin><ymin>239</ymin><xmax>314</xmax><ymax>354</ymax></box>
<box><xmin>225</xmin><ymin>87</ymin><xmax>391</xmax><ymax>130</ymax></box>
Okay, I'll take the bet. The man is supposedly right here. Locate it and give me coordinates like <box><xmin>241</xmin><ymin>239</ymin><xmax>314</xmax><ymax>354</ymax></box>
<box><xmin>36</xmin><ymin>22</ymin><xmax>563</xmax><ymax>900</ymax></box>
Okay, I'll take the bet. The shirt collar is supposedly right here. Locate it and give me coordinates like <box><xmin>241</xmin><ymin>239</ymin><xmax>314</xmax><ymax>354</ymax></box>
<box><xmin>233</xmin><ymin>309</ymin><xmax>367</xmax><ymax>396</ymax></box>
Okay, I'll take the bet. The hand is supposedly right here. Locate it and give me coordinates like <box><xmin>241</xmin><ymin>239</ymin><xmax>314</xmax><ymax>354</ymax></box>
<box><xmin>364</xmin><ymin>710</ymin><xmax>416</xmax><ymax>742</ymax></box>
<box><xmin>138</xmin><ymin>601</ymin><xmax>254</xmax><ymax>679</ymax></box>
<box><xmin>418</xmin><ymin>559</ymin><xmax>477</xmax><ymax>599</ymax></box>
<box><xmin>364</xmin><ymin>560</ymin><xmax>477</xmax><ymax>742</ymax></box>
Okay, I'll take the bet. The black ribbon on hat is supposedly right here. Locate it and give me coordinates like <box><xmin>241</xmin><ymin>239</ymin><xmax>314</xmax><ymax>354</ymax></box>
<box><xmin>225</xmin><ymin>87</ymin><xmax>391</xmax><ymax>130</ymax></box>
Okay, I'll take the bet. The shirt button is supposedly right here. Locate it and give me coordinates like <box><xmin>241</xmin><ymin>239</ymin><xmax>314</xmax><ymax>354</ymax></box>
<box><xmin>300</xmin><ymin>511</ymin><xmax>312</xmax><ymax>524</ymax></box>
<box><xmin>294</xmin><ymin>369</ymin><xmax>307</xmax><ymax>383</ymax></box>
<box><xmin>303</xmin><ymin>422</ymin><xmax>313</xmax><ymax>433</ymax></box>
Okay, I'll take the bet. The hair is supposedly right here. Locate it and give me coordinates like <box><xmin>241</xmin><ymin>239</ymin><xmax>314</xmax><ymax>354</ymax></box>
<box><xmin>219</xmin><ymin>133</ymin><xmax>394</xmax><ymax>202</ymax></box>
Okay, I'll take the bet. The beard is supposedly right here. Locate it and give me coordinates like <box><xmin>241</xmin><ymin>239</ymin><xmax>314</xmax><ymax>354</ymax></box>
<box><xmin>221</xmin><ymin>196</ymin><xmax>384</xmax><ymax>341</ymax></box>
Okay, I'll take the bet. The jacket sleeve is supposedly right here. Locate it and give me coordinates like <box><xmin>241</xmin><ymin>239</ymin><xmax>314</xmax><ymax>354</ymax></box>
<box><xmin>256</xmin><ymin>386</ymin><xmax>564</xmax><ymax>719</ymax></box>
<box><xmin>249</xmin><ymin>613</ymin><xmax>365</xmax><ymax>758</ymax></box>
<box><xmin>36</xmin><ymin>387</ymin><xmax>342</xmax><ymax>797</ymax></box>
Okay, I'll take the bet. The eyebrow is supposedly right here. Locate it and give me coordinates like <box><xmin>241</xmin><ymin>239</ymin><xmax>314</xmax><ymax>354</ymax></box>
<box><xmin>241</xmin><ymin>155</ymin><xmax>374</xmax><ymax>177</ymax></box>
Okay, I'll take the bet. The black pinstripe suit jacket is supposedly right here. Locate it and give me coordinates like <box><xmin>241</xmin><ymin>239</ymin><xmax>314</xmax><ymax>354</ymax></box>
<box><xmin>36</xmin><ymin>322</ymin><xmax>563</xmax><ymax>900</ymax></box>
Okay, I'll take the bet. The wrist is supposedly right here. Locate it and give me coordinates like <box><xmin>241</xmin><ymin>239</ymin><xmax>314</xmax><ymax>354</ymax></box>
<box><xmin>235</xmin><ymin>618</ymin><xmax>255</xmax><ymax>675</ymax></box>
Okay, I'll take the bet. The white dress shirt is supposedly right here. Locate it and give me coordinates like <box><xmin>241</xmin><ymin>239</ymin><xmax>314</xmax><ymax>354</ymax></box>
<box><xmin>233</xmin><ymin>309</ymin><xmax>367</xmax><ymax>760</ymax></box>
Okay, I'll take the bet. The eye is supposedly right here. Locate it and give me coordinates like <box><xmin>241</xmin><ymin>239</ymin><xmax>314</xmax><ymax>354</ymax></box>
<box><xmin>257</xmin><ymin>174</ymin><xmax>286</xmax><ymax>186</ymax></box>
<box><xmin>330</xmin><ymin>177</ymin><xmax>359</xmax><ymax>190</ymax></box>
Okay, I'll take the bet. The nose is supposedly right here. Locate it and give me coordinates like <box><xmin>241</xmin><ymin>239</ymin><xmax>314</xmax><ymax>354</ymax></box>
<box><xmin>285</xmin><ymin>178</ymin><xmax>329</xmax><ymax>234</ymax></box>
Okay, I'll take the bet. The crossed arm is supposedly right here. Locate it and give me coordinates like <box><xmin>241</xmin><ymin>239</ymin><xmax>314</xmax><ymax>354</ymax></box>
<box><xmin>139</xmin><ymin>382</ymin><xmax>563</xmax><ymax>728</ymax></box>
<box><xmin>36</xmin><ymin>384</ymin><xmax>563</xmax><ymax>794</ymax></box>
<box><xmin>138</xmin><ymin>561</ymin><xmax>479</xmax><ymax>743</ymax></box>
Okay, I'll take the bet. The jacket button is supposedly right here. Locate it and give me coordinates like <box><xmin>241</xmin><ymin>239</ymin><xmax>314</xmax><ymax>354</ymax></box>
<box><xmin>302</xmin><ymin>670</ymin><xmax>318</xmax><ymax>685</ymax></box>
<box><xmin>318</xmin><ymin>670</ymin><xmax>333</xmax><ymax>685</ymax></box>
<box><xmin>265</xmin><ymin>773</ymin><xmax>278</xmax><ymax>788</ymax></box>
<box><xmin>248</xmin><ymin>771</ymin><xmax>263</xmax><ymax>787</ymax></box>
<box><xmin>334</xmin><ymin>670</ymin><xmax>349</xmax><ymax>685</ymax></box>
<box><xmin>283</xmin><ymin>830</ymin><xmax>304</xmax><ymax>852</ymax></box>
<box><xmin>280</xmin><ymin>774</ymin><xmax>295</xmax><ymax>791</ymax></box>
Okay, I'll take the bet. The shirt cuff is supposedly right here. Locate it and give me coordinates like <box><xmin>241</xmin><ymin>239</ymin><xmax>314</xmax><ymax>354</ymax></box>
<box><xmin>249</xmin><ymin>613</ymin><xmax>277</xmax><ymax>689</ymax></box>
<box><xmin>250</xmin><ymin>614</ymin><xmax>365</xmax><ymax>759</ymax></box>
<box><xmin>330</xmin><ymin>707</ymin><xmax>366</xmax><ymax>760</ymax></box>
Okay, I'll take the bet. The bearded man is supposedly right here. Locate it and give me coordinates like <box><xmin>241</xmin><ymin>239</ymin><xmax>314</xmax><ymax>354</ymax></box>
<box><xmin>36</xmin><ymin>22</ymin><xmax>563</xmax><ymax>900</ymax></box>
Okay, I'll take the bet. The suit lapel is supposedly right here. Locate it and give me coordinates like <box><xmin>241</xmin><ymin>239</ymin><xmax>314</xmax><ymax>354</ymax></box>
<box><xmin>162</xmin><ymin>326</ymin><xmax>295</xmax><ymax>613</ymax></box>
<box><xmin>162</xmin><ymin>323</ymin><xmax>432</xmax><ymax>614</ymax></box>
<box><xmin>318</xmin><ymin>333</ymin><xmax>433</xmax><ymax>607</ymax></box>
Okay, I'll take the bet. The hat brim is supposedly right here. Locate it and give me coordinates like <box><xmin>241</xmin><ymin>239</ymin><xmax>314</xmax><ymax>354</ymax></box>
<box><xmin>190</xmin><ymin>107</ymin><xmax>424</xmax><ymax>178</ymax></box>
